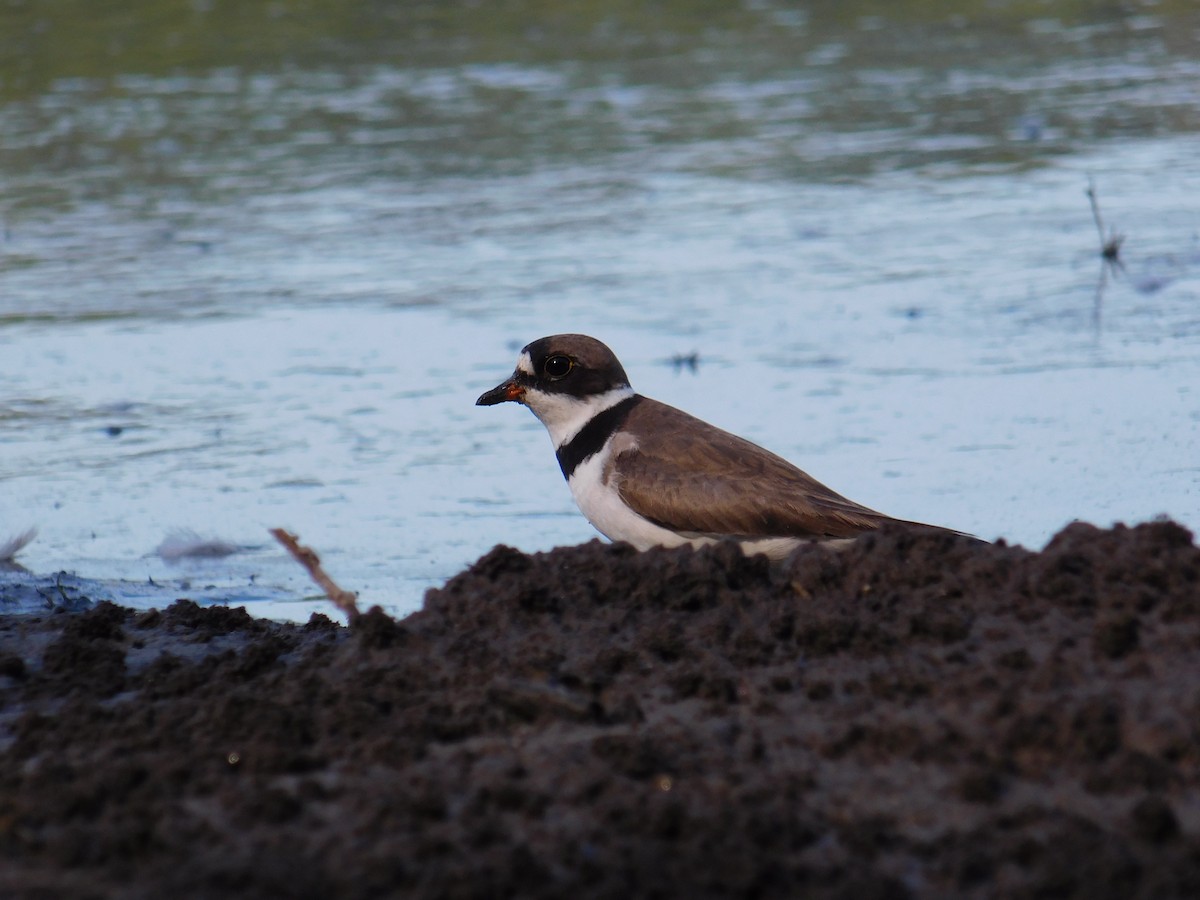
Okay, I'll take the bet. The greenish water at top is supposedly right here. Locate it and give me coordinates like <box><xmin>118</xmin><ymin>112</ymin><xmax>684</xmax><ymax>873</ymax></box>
<box><xmin>3</xmin><ymin>1</ymin><xmax>1199</xmax><ymax>192</ymax></box>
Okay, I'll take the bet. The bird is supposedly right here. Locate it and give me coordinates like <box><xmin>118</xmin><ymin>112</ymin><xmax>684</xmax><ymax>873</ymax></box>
<box><xmin>476</xmin><ymin>334</ymin><xmax>965</xmax><ymax>559</ymax></box>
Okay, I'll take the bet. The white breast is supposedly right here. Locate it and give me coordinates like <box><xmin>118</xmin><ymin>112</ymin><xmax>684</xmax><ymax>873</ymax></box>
<box><xmin>565</xmin><ymin>441</ymin><xmax>705</xmax><ymax>552</ymax></box>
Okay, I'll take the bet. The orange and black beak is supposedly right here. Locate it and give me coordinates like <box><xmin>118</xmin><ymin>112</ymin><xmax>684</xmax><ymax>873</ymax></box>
<box><xmin>476</xmin><ymin>378</ymin><xmax>526</xmax><ymax>406</ymax></box>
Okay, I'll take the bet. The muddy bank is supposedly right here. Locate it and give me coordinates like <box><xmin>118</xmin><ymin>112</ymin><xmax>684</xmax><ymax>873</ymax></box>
<box><xmin>1</xmin><ymin>521</ymin><xmax>1198</xmax><ymax>898</ymax></box>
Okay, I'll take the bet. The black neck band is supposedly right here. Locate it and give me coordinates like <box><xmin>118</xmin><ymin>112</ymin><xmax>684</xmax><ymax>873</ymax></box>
<box><xmin>556</xmin><ymin>395</ymin><xmax>642</xmax><ymax>480</ymax></box>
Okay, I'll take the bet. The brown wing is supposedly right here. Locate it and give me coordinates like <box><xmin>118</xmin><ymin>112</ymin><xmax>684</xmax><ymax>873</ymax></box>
<box><xmin>611</xmin><ymin>398</ymin><xmax>904</xmax><ymax>540</ymax></box>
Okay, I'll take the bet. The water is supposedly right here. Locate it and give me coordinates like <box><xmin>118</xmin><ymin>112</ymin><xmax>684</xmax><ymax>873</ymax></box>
<box><xmin>2</xmin><ymin>2</ymin><xmax>1198</xmax><ymax>621</ymax></box>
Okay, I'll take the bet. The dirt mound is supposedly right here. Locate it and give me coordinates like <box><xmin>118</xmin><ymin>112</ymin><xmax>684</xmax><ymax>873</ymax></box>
<box><xmin>1</xmin><ymin>521</ymin><xmax>1198</xmax><ymax>898</ymax></box>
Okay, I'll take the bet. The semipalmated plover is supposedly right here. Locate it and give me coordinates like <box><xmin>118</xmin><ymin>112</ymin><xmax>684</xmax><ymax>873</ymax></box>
<box><xmin>477</xmin><ymin>334</ymin><xmax>962</xmax><ymax>558</ymax></box>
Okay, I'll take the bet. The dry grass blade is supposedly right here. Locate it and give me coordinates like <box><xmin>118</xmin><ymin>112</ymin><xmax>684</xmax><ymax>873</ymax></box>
<box><xmin>0</xmin><ymin>527</ymin><xmax>37</xmax><ymax>562</ymax></box>
<box><xmin>270</xmin><ymin>528</ymin><xmax>361</xmax><ymax>624</ymax></box>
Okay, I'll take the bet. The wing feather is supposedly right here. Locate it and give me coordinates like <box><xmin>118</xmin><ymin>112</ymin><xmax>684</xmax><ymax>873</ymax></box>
<box><xmin>611</xmin><ymin>399</ymin><xmax>905</xmax><ymax>540</ymax></box>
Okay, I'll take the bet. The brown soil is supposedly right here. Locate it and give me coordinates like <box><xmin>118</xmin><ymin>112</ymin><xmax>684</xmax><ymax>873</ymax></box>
<box><xmin>1</xmin><ymin>521</ymin><xmax>1199</xmax><ymax>898</ymax></box>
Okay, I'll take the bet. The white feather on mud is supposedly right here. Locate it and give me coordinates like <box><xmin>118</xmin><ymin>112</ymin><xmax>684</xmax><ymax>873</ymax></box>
<box><xmin>155</xmin><ymin>529</ymin><xmax>252</xmax><ymax>562</ymax></box>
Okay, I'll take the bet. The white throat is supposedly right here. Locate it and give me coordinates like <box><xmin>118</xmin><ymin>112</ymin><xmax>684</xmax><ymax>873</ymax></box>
<box><xmin>523</xmin><ymin>385</ymin><xmax>636</xmax><ymax>449</ymax></box>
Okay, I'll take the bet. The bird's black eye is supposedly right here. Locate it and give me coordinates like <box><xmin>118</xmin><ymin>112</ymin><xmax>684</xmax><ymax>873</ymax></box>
<box><xmin>542</xmin><ymin>355</ymin><xmax>573</xmax><ymax>380</ymax></box>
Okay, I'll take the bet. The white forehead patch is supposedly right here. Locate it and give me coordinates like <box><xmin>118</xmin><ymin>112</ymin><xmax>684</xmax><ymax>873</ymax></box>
<box><xmin>516</xmin><ymin>350</ymin><xmax>535</xmax><ymax>376</ymax></box>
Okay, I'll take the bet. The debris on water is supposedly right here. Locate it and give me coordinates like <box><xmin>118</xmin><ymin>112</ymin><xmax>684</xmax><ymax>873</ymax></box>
<box><xmin>0</xmin><ymin>570</ymin><xmax>97</xmax><ymax>613</ymax></box>
<box><xmin>668</xmin><ymin>351</ymin><xmax>700</xmax><ymax>374</ymax></box>
<box><xmin>155</xmin><ymin>529</ymin><xmax>255</xmax><ymax>562</ymax></box>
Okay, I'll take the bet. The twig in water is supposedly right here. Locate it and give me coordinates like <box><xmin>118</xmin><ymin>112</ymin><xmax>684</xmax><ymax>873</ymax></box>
<box><xmin>1086</xmin><ymin>178</ymin><xmax>1124</xmax><ymax>265</ymax></box>
<box><xmin>270</xmin><ymin>528</ymin><xmax>361</xmax><ymax>624</ymax></box>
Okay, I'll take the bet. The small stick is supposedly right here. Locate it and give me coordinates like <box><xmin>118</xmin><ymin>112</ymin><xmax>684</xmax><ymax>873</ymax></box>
<box><xmin>270</xmin><ymin>528</ymin><xmax>361</xmax><ymax>624</ymax></box>
<box><xmin>1086</xmin><ymin>178</ymin><xmax>1124</xmax><ymax>263</ymax></box>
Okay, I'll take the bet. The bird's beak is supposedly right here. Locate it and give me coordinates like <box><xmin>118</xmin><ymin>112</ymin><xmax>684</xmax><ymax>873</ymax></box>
<box><xmin>476</xmin><ymin>379</ymin><xmax>526</xmax><ymax>406</ymax></box>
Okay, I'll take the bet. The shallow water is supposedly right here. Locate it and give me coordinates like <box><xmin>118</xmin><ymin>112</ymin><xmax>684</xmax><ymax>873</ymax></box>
<box><xmin>2</xmin><ymin>1</ymin><xmax>1198</xmax><ymax>620</ymax></box>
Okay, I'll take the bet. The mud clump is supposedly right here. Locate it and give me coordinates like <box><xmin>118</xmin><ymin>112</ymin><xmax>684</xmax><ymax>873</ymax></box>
<box><xmin>1</xmin><ymin>521</ymin><xmax>1198</xmax><ymax>898</ymax></box>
